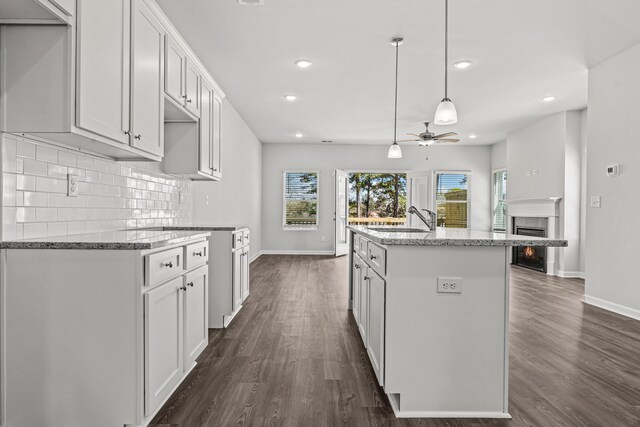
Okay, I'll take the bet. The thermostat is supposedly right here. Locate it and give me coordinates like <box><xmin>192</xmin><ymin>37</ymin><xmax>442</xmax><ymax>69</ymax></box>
<box><xmin>606</xmin><ymin>164</ymin><xmax>620</xmax><ymax>177</ymax></box>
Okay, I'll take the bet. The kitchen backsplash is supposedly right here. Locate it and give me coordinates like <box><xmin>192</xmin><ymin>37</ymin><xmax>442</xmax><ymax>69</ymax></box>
<box><xmin>1</xmin><ymin>134</ymin><xmax>192</xmax><ymax>240</ymax></box>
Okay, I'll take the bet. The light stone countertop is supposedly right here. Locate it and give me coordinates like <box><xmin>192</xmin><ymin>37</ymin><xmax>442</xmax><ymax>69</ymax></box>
<box><xmin>348</xmin><ymin>225</ymin><xmax>568</xmax><ymax>247</ymax></box>
<box><xmin>149</xmin><ymin>225</ymin><xmax>249</xmax><ymax>232</ymax></box>
<box><xmin>0</xmin><ymin>229</ymin><xmax>211</xmax><ymax>250</ymax></box>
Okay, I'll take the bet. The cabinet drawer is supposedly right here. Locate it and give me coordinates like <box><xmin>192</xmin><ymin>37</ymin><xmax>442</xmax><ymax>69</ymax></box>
<box><xmin>367</xmin><ymin>242</ymin><xmax>386</xmax><ymax>276</ymax></box>
<box><xmin>232</xmin><ymin>231</ymin><xmax>244</xmax><ymax>249</ymax></box>
<box><xmin>145</xmin><ymin>247</ymin><xmax>183</xmax><ymax>287</ymax></box>
<box><xmin>353</xmin><ymin>234</ymin><xmax>360</xmax><ymax>253</ymax></box>
<box><xmin>184</xmin><ymin>240</ymin><xmax>208</xmax><ymax>270</ymax></box>
<box><xmin>358</xmin><ymin>236</ymin><xmax>369</xmax><ymax>260</ymax></box>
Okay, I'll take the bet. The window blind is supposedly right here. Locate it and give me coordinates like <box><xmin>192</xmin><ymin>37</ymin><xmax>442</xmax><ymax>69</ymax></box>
<box><xmin>493</xmin><ymin>170</ymin><xmax>507</xmax><ymax>231</ymax></box>
<box><xmin>435</xmin><ymin>173</ymin><xmax>469</xmax><ymax>228</ymax></box>
<box><xmin>283</xmin><ymin>172</ymin><xmax>319</xmax><ymax>228</ymax></box>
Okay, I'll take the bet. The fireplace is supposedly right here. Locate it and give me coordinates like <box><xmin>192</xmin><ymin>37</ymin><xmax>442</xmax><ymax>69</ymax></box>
<box><xmin>512</xmin><ymin>217</ymin><xmax>547</xmax><ymax>273</ymax></box>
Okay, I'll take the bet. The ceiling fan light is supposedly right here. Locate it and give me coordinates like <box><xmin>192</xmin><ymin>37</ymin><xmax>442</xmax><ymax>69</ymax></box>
<box><xmin>434</xmin><ymin>98</ymin><xmax>458</xmax><ymax>125</ymax></box>
<box><xmin>388</xmin><ymin>143</ymin><xmax>402</xmax><ymax>159</ymax></box>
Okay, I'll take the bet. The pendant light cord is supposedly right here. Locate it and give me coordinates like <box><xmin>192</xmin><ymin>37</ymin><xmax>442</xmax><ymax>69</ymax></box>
<box><xmin>444</xmin><ymin>0</ymin><xmax>449</xmax><ymax>99</ymax></box>
<box><xmin>393</xmin><ymin>40</ymin><xmax>399</xmax><ymax>144</ymax></box>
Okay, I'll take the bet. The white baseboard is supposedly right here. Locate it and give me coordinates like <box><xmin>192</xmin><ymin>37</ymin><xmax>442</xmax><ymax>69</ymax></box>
<box><xmin>250</xmin><ymin>251</ymin><xmax>262</xmax><ymax>263</ymax></box>
<box><xmin>388</xmin><ymin>394</ymin><xmax>511</xmax><ymax>419</ymax></box>
<box><xmin>584</xmin><ymin>295</ymin><xmax>640</xmax><ymax>321</ymax></box>
<box><xmin>260</xmin><ymin>249</ymin><xmax>335</xmax><ymax>256</ymax></box>
<box><xmin>557</xmin><ymin>270</ymin><xmax>585</xmax><ymax>279</ymax></box>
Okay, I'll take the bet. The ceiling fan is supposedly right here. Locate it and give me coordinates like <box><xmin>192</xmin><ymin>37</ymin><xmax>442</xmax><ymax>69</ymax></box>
<box><xmin>397</xmin><ymin>122</ymin><xmax>460</xmax><ymax>146</ymax></box>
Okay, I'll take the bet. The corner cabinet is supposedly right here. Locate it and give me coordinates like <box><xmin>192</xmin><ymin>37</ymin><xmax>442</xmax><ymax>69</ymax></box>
<box><xmin>1</xmin><ymin>0</ymin><xmax>165</xmax><ymax>161</ymax></box>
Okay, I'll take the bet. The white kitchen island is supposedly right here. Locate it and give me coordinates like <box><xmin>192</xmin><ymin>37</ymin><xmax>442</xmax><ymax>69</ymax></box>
<box><xmin>347</xmin><ymin>225</ymin><xmax>567</xmax><ymax>419</ymax></box>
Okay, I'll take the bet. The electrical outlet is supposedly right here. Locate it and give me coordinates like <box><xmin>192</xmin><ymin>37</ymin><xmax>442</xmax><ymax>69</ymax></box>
<box><xmin>526</xmin><ymin>170</ymin><xmax>531</xmax><ymax>176</ymax></box>
<box><xmin>437</xmin><ymin>277</ymin><xmax>462</xmax><ymax>294</ymax></box>
<box><xmin>533</xmin><ymin>169</ymin><xmax>538</xmax><ymax>175</ymax></box>
<box><xmin>67</xmin><ymin>174</ymin><xmax>79</xmax><ymax>197</ymax></box>
<box><xmin>590</xmin><ymin>196</ymin><xmax>601</xmax><ymax>208</ymax></box>
<box><xmin>321</xmin><ymin>235</ymin><xmax>326</xmax><ymax>242</ymax></box>
<box><xmin>205</xmin><ymin>195</ymin><xmax>209</xmax><ymax>206</ymax></box>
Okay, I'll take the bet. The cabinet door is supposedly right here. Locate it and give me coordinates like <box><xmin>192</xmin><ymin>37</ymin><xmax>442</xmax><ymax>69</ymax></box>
<box><xmin>198</xmin><ymin>80</ymin><xmax>213</xmax><ymax>175</ymax></box>
<box><xmin>185</xmin><ymin>58</ymin><xmax>201</xmax><ymax>117</ymax></box>
<box><xmin>130</xmin><ymin>0</ymin><xmax>164</xmax><ymax>156</ymax></box>
<box><xmin>144</xmin><ymin>276</ymin><xmax>184</xmax><ymax>416</ymax></box>
<box><xmin>352</xmin><ymin>255</ymin><xmax>361</xmax><ymax>325</ymax></box>
<box><xmin>184</xmin><ymin>266</ymin><xmax>208</xmax><ymax>370</ymax></box>
<box><xmin>358</xmin><ymin>264</ymin><xmax>369</xmax><ymax>343</ymax></box>
<box><xmin>232</xmin><ymin>249</ymin><xmax>242</xmax><ymax>312</ymax></box>
<box><xmin>75</xmin><ymin>0</ymin><xmax>130</xmax><ymax>144</ymax></box>
<box><xmin>211</xmin><ymin>93</ymin><xmax>222</xmax><ymax>178</ymax></box>
<box><xmin>241</xmin><ymin>248</ymin><xmax>250</xmax><ymax>301</ymax></box>
<box><xmin>165</xmin><ymin>36</ymin><xmax>186</xmax><ymax>105</ymax></box>
<box><xmin>367</xmin><ymin>270</ymin><xmax>385</xmax><ymax>386</ymax></box>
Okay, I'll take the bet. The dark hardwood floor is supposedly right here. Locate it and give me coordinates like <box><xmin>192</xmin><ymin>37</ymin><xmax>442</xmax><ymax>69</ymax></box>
<box><xmin>151</xmin><ymin>255</ymin><xmax>640</xmax><ymax>426</ymax></box>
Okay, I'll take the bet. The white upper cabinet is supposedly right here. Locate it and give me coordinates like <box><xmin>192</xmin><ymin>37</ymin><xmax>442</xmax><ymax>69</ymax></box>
<box><xmin>0</xmin><ymin>0</ymin><xmax>74</xmax><ymax>24</ymax></box>
<box><xmin>199</xmin><ymin>80</ymin><xmax>213</xmax><ymax>175</ymax></box>
<box><xmin>76</xmin><ymin>0</ymin><xmax>131</xmax><ymax>145</ymax></box>
<box><xmin>165</xmin><ymin>35</ymin><xmax>186</xmax><ymax>105</ymax></box>
<box><xmin>185</xmin><ymin>59</ymin><xmax>201</xmax><ymax>117</ymax></box>
<box><xmin>212</xmin><ymin>92</ymin><xmax>222</xmax><ymax>178</ymax></box>
<box><xmin>130</xmin><ymin>0</ymin><xmax>164</xmax><ymax>157</ymax></box>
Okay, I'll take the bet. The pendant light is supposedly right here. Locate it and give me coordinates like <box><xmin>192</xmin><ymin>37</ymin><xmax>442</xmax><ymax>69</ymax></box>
<box><xmin>388</xmin><ymin>37</ymin><xmax>403</xmax><ymax>159</ymax></box>
<box><xmin>434</xmin><ymin>0</ymin><xmax>458</xmax><ymax>125</ymax></box>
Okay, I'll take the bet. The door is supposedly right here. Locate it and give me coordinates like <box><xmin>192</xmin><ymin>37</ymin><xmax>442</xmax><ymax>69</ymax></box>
<box><xmin>75</xmin><ymin>0</ymin><xmax>130</xmax><ymax>144</ymax></box>
<box><xmin>241</xmin><ymin>248</ymin><xmax>250</xmax><ymax>301</ymax></box>
<box><xmin>334</xmin><ymin>169</ymin><xmax>349</xmax><ymax>256</ymax></box>
<box><xmin>144</xmin><ymin>276</ymin><xmax>184</xmax><ymax>416</ymax></box>
<box><xmin>406</xmin><ymin>170</ymin><xmax>431</xmax><ymax>228</ymax></box>
<box><xmin>211</xmin><ymin>93</ymin><xmax>222</xmax><ymax>178</ymax></box>
<box><xmin>352</xmin><ymin>255</ymin><xmax>362</xmax><ymax>325</ymax></box>
<box><xmin>184</xmin><ymin>266</ymin><xmax>208</xmax><ymax>370</ymax></box>
<box><xmin>131</xmin><ymin>0</ymin><xmax>164</xmax><ymax>156</ymax></box>
<box><xmin>358</xmin><ymin>264</ymin><xmax>369</xmax><ymax>342</ymax></box>
<box><xmin>232</xmin><ymin>249</ymin><xmax>242</xmax><ymax>312</ymax></box>
<box><xmin>367</xmin><ymin>270</ymin><xmax>385</xmax><ymax>386</ymax></box>
<box><xmin>199</xmin><ymin>80</ymin><xmax>213</xmax><ymax>175</ymax></box>
<box><xmin>185</xmin><ymin>58</ymin><xmax>201</xmax><ymax>117</ymax></box>
<box><xmin>165</xmin><ymin>35</ymin><xmax>186</xmax><ymax>104</ymax></box>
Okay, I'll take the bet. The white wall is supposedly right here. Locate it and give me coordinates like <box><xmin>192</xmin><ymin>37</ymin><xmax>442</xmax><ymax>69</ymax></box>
<box><xmin>192</xmin><ymin>100</ymin><xmax>262</xmax><ymax>257</ymax></box>
<box><xmin>491</xmin><ymin>140</ymin><xmax>507</xmax><ymax>171</ymax></box>
<box><xmin>584</xmin><ymin>42</ymin><xmax>640</xmax><ymax>319</ymax></box>
<box><xmin>261</xmin><ymin>143</ymin><xmax>492</xmax><ymax>253</ymax></box>
<box><xmin>579</xmin><ymin>109</ymin><xmax>588</xmax><ymax>273</ymax></box>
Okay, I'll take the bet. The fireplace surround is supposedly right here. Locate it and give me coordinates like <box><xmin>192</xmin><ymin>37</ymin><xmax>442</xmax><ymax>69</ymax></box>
<box><xmin>512</xmin><ymin>217</ymin><xmax>548</xmax><ymax>272</ymax></box>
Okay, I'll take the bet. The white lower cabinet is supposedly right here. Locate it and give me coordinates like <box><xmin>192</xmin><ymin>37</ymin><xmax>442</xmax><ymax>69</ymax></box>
<box><xmin>184</xmin><ymin>265</ymin><xmax>209</xmax><ymax>369</ymax></box>
<box><xmin>232</xmin><ymin>248</ymin><xmax>243</xmax><ymax>312</ymax></box>
<box><xmin>241</xmin><ymin>246</ymin><xmax>250</xmax><ymax>301</ymax></box>
<box><xmin>352</xmin><ymin>242</ymin><xmax>385</xmax><ymax>387</ymax></box>
<box><xmin>145</xmin><ymin>276</ymin><xmax>184</xmax><ymax>416</ymax></box>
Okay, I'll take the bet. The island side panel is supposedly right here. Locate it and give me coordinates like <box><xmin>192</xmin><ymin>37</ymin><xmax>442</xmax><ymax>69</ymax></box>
<box><xmin>4</xmin><ymin>249</ymin><xmax>143</xmax><ymax>427</ymax></box>
<box><xmin>385</xmin><ymin>245</ymin><xmax>509</xmax><ymax>416</ymax></box>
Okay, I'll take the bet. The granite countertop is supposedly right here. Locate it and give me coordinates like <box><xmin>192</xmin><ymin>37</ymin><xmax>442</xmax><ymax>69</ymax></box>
<box><xmin>0</xmin><ymin>229</ymin><xmax>211</xmax><ymax>250</ymax></box>
<box><xmin>156</xmin><ymin>224</ymin><xmax>249</xmax><ymax>232</ymax></box>
<box><xmin>347</xmin><ymin>225</ymin><xmax>568</xmax><ymax>247</ymax></box>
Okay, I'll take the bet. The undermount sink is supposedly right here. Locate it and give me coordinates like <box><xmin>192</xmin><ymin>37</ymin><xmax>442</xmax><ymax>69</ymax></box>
<box><xmin>367</xmin><ymin>227</ymin><xmax>430</xmax><ymax>233</ymax></box>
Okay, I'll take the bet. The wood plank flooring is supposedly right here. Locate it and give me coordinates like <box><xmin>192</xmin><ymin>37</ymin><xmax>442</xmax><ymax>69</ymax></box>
<box><xmin>151</xmin><ymin>255</ymin><xmax>640</xmax><ymax>426</ymax></box>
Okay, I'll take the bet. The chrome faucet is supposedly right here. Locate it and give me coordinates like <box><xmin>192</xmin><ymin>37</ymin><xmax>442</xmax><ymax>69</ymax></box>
<box><xmin>408</xmin><ymin>206</ymin><xmax>437</xmax><ymax>231</ymax></box>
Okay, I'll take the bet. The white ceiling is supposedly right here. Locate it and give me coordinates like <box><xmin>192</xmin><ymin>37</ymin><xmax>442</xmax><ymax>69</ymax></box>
<box><xmin>156</xmin><ymin>0</ymin><xmax>640</xmax><ymax>146</ymax></box>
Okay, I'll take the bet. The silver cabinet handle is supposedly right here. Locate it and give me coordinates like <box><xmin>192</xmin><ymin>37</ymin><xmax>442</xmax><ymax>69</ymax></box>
<box><xmin>370</xmin><ymin>254</ymin><xmax>377</xmax><ymax>260</ymax></box>
<box><xmin>363</xmin><ymin>276</ymin><xmax>370</xmax><ymax>281</ymax></box>
<box><xmin>194</xmin><ymin>251</ymin><xmax>203</xmax><ymax>257</ymax></box>
<box><xmin>237</xmin><ymin>238</ymin><xmax>242</xmax><ymax>242</ymax></box>
<box><xmin>164</xmin><ymin>262</ymin><xmax>173</xmax><ymax>268</ymax></box>
<box><xmin>354</xmin><ymin>264</ymin><xmax>360</xmax><ymax>269</ymax></box>
<box><xmin>187</xmin><ymin>282</ymin><xmax>194</xmax><ymax>287</ymax></box>
<box><xmin>134</xmin><ymin>134</ymin><xmax>142</xmax><ymax>140</ymax></box>
<box><xmin>182</xmin><ymin>95</ymin><xmax>187</xmax><ymax>99</ymax></box>
<box><xmin>180</xmin><ymin>285</ymin><xmax>187</xmax><ymax>291</ymax></box>
<box><xmin>187</xmin><ymin>98</ymin><xmax>192</xmax><ymax>103</ymax></box>
<box><xmin>124</xmin><ymin>130</ymin><xmax>131</xmax><ymax>135</ymax></box>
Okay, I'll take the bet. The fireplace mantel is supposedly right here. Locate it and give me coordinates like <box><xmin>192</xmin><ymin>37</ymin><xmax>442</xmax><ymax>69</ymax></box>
<box><xmin>507</xmin><ymin>197</ymin><xmax>562</xmax><ymax>218</ymax></box>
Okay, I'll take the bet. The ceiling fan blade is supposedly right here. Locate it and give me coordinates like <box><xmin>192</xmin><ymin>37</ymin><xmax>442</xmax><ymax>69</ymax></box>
<box><xmin>396</xmin><ymin>139</ymin><xmax>420</xmax><ymax>142</ymax></box>
<box><xmin>433</xmin><ymin>132</ymin><xmax>457</xmax><ymax>138</ymax></box>
<box><xmin>407</xmin><ymin>133</ymin><xmax>421</xmax><ymax>137</ymax></box>
<box><xmin>436</xmin><ymin>139</ymin><xmax>460</xmax><ymax>143</ymax></box>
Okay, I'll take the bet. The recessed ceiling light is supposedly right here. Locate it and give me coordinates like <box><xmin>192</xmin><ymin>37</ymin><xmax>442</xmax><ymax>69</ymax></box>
<box><xmin>295</xmin><ymin>132</ymin><xmax>303</xmax><ymax>138</ymax></box>
<box><xmin>542</xmin><ymin>95</ymin><xmax>556</xmax><ymax>102</ymax></box>
<box><xmin>469</xmin><ymin>134</ymin><xmax>477</xmax><ymax>139</ymax></box>
<box><xmin>284</xmin><ymin>95</ymin><xmax>297</xmax><ymax>101</ymax></box>
<box><xmin>454</xmin><ymin>60</ymin><xmax>473</xmax><ymax>69</ymax></box>
<box><xmin>295</xmin><ymin>60</ymin><xmax>313</xmax><ymax>69</ymax></box>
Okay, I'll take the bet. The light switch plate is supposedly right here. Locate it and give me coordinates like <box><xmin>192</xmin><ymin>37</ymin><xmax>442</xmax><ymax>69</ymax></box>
<box><xmin>437</xmin><ymin>277</ymin><xmax>462</xmax><ymax>294</ymax></box>
<box><xmin>67</xmin><ymin>174</ymin><xmax>79</xmax><ymax>197</ymax></box>
<box><xmin>590</xmin><ymin>196</ymin><xmax>601</xmax><ymax>208</ymax></box>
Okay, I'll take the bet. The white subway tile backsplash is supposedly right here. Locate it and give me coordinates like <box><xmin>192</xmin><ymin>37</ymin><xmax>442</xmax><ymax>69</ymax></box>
<box><xmin>1</xmin><ymin>134</ymin><xmax>192</xmax><ymax>239</ymax></box>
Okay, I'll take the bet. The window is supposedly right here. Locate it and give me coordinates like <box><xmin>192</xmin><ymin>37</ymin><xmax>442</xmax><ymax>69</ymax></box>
<box><xmin>435</xmin><ymin>172</ymin><xmax>470</xmax><ymax>229</ymax></box>
<box><xmin>492</xmin><ymin>170</ymin><xmax>507</xmax><ymax>232</ymax></box>
<box><xmin>348</xmin><ymin>172</ymin><xmax>407</xmax><ymax>226</ymax></box>
<box><xmin>283</xmin><ymin>171</ymin><xmax>319</xmax><ymax>229</ymax></box>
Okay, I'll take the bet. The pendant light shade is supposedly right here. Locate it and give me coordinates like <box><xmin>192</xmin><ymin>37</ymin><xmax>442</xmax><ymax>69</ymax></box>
<box><xmin>388</xmin><ymin>142</ymin><xmax>402</xmax><ymax>159</ymax></box>
<box><xmin>388</xmin><ymin>37</ymin><xmax>403</xmax><ymax>159</ymax></box>
<box><xmin>434</xmin><ymin>97</ymin><xmax>458</xmax><ymax>125</ymax></box>
<box><xmin>434</xmin><ymin>0</ymin><xmax>457</xmax><ymax>125</ymax></box>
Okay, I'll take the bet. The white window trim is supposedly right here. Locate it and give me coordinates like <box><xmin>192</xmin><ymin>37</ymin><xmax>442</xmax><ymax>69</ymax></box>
<box><xmin>282</xmin><ymin>170</ymin><xmax>320</xmax><ymax>231</ymax></box>
<box><xmin>433</xmin><ymin>170</ymin><xmax>472</xmax><ymax>230</ymax></box>
<box><xmin>492</xmin><ymin>168</ymin><xmax>507</xmax><ymax>233</ymax></box>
